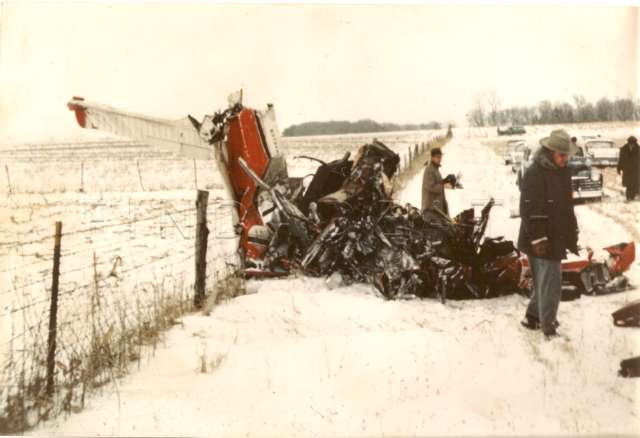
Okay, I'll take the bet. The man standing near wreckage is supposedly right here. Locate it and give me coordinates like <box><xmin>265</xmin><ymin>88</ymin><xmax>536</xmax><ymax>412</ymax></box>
<box><xmin>617</xmin><ymin>136</ymin><xmax>639</xmax><ymax>201</ymax></box>
<box><xmin>518</xmin><ymin>129</ymin><xmax>579</xmax><ymax>339</ymax></box>
<box><xmin>421</xmin><ymin>147</ymin><xmax>449</xmax><ymax>216</ymax></box>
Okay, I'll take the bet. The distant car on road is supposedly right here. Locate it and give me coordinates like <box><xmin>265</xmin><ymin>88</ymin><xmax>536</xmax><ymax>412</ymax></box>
<box><xmin>497</xmin><ymin>125</ymin><xmax>526</xmax><ymax>136</ymax></box>
<box><xmin>503</xmin><ymin>139</ymin><xmax>526</xmax><ymax>165</ymax></box>
<box><xmin>516</xmin><ymin>143</ymin><xmax>603</xmax><ymax>202</ymax></box>
<box><xmin>581</xmin><ymin>137</ymin><xmax>619</xmax><ymax>167</ymax></box>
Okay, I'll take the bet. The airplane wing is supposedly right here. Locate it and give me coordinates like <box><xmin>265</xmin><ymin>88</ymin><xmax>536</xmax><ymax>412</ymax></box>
<box><xmin>67</xmin><ymin>97</ymin><xmax>213</xmax><ymax>159</ymax></box>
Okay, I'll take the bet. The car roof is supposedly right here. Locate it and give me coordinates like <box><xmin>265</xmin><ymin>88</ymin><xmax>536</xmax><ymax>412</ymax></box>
<box><xmin>583</xmin><ymin>137</ymin><xmax>614</xmax><ymax>143</ymax></box>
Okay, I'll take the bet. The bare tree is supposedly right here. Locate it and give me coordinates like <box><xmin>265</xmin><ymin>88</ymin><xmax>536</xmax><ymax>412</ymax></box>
<box><xmin>573</xmin><ymin>95</ymin><xmax>587</xmax><ymax>122</ymax></box>
<box><xmin>596</xmin><ymin>97</ymin><xmax>614</xmax><ymax>121</ymax></box>
<box><xmin>466</xmin><ymin>94</ymin><xmax>486</xmax><ymax>127</ymax></box>
<box><xmin>613</xmin><ymin>98</ymin><xmax>635</xmax><ymax>121</ymax></box>
<box><xmin>537</xmin><ymin>100</ymin><xmax>553</xmax><ymax>124</ymax></box>
<box><xmin>483</xmin><ymin>90</ymin><xmax>501</xmax><ymax>126</ymax></box>
<box><xmin>468</xmin><ymin>94</ymin><xmax>636</xmax><ymax>127</ymax></box>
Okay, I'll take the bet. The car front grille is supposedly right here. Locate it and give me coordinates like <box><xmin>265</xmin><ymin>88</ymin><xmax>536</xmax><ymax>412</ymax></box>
<box><xmin>572</xmin><ymin>178</ymin><xmax>602</xmax><ymax>191</ymax></box>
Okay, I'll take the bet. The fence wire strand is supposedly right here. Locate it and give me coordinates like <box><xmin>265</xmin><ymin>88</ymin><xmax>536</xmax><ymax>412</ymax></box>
<box><xmin>0</xmin><ymin>193</ymin><xmax>237</xmax><ymax>433</ymax></box>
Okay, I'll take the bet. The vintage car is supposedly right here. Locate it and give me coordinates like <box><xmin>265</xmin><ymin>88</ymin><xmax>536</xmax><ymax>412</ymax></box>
<box><xmin>497</xmin><ymin>125</ymin><xmax>526</xmax><ymax>136</ymax></box>
<box><xmin>503</xmin><ymin>139</ymin><xmax>526</xmax><ymax>165</ymax></box>
<box><xmin>516</xmin><ymin>143</ymin><xmax>603</xmax><ymax>202</ymax></box>
<box><xmin>509</xmin><ymin>141</ymin><xmax>528</xmax><ymax>173</ymax></box>
<box><xmin>582</xmin><ymin>137</ymin><xmax>619</xmax><ymax>167</ymax></box>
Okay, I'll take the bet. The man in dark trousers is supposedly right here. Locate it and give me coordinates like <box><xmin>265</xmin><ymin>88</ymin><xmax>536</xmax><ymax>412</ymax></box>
<box><xmin>617</xmin><ymin>136</ymin><xmax>639</xmax><ymax>201</ymax></box>
<box><xmin>421</xmin><ymin>147</ymin><xmax>449</xmax><ymax>216</ymax></box>
<box><xmin>518</xmin><ymin>129</ymin><xmax>579</xmax><ymax>339</ymax></box>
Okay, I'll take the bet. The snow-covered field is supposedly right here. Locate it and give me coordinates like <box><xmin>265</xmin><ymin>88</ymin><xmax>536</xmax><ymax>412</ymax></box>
<box><xmin>0</xmin><ymin>189</ymin><xmax>239</xmax><ymax>420</ymax></box>
<box><xmin>282</xmin><ymin>129</ymin><xmax>443</xmax><ymax>180</ymax></box>
<box><xmin>0</xmin><ymin>129</ymin><xmax>441</xmax><ymax>431</ymax></box>
<box><xmin>32</xmin><ymin>131</ymin><xmax>640</xmax><ymax>436</ymax></box>
<box><xmin>456</xmin><ymin>121</ymin><xmax>640</xmax><ymax>141</ymax></box>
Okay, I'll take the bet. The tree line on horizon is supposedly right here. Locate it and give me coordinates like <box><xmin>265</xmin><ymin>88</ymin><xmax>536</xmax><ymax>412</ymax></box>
<box><xmin>282</xmin><ymin>119</ymin><xmax>443</xmax><ymax>137</ymax></box>
<box><xmin>467</xmin><ymin>92</ymin><xmax>640</xmax><ymax>127</ymax></box>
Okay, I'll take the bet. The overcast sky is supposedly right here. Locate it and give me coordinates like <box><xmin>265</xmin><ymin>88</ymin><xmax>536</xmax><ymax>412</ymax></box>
<box><xmin>0</xmin><ymin>3</ymin><xmax>638</xmax><ymax>142</ymax></box>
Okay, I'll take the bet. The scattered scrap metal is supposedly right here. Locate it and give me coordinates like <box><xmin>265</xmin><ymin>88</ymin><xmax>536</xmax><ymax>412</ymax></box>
<box><xmin>67</xmin><ymin>95</ymin><xmax>636</xmax><ymax>302</ymax></box>
<box><xmin>235</xmin><ymin>138</ymin><xmax>635</xmax><ymax>302</ymax></box>
<box><xmin>619</xmin><ymin>356</ymin><xmax>640</xmax><ymax>378</ymax></box>
<box><xmin>613</xmin><ymin>300</ymin><xmax>640</xmax><ymax>378</ymax></box>
<box><xmin>613</xmin><ymin>299</ymin><xmax>640</xmax><ymax>327</ymax></box>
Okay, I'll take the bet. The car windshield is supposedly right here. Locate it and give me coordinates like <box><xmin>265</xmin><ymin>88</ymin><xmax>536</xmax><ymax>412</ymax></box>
<box><xmin>586</xmin><ymin>141</ymin><xmax>615</xmax><ymax>149</ymax></box>
<box><xmin>524</xmin><ymin>146</ymin><xmax>588</xmax><ymax>168</ymax></box>
<box><xmin>570</xmin><ymin>148</ymin><xmax>586</xmax><ymax>161</ymax></box>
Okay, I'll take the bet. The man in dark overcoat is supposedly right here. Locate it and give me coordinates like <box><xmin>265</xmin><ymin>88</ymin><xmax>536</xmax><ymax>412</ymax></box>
<box><xmin>518</xmin><ymin>129</ymin><xmax>579</xmax><ymax>338</ymax></box>
<box><xmin>617</xmin><ymin>135</ymin><xmax>639</xmax><ymax>201</ymax></box>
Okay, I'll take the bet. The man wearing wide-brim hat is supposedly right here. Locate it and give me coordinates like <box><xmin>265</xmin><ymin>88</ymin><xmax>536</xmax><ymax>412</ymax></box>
<box><xmin>517</xmin><ymin>129</ymin><xmax>579</xmax><ymax>339</ymax></box>
<box><xmin>421</xmin><ymin>147</ymin><xmax>449</xmax><ymax>216</ymax></box>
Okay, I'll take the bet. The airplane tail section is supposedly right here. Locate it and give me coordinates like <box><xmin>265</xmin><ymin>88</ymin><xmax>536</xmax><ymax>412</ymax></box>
<box><xmin>67</xmin><ymin>96</ymin><xmax>212</xmax><ymax>159</ymax></box>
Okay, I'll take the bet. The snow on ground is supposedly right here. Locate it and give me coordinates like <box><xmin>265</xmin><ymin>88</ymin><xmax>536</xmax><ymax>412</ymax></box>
<box><xmin>401</xmin><ymin>137</ymin><xmax>640</xmax><ymax>285</ymax></box>
<box><xmin>0</xmin><ymin>189</ymin><xmax>237</xmax><ymax>388</ymax></box>
<box><xmin>35</xmin><ymin>136</ymin><xmax>640</xmax><ymax>436</ymax></box>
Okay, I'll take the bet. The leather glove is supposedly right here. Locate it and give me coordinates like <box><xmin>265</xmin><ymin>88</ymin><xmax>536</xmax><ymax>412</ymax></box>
<box><xmin>443</xmin><ymin>174</ymin><xmax>457</xmax><ymax>186</ymax></box>
<box><xmin>531</xmin><ymin>239</ymin><xmax>549</xmax><ymax>257</ymax></box>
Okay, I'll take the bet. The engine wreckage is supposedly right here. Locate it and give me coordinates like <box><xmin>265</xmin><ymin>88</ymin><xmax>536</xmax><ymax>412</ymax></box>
<box><xmin>66</xmin><ymin>93</ymin><xmax>636</xmax><ymax>301</ymax></box>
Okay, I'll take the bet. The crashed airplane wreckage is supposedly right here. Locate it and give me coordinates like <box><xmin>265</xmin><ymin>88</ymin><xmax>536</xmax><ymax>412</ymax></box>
<box><xmin>67</xmin><ymin>93</ymin><xmax>636</xmax><ymax>301</ymax></box>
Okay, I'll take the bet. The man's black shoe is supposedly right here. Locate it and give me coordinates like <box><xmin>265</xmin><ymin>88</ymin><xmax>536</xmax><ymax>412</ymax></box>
<box><xmin>521</xmin><ymin>315</ymin><xmax>560</xmax><ymax>331</ymax></box>
<box><xmin>544</xmin><ymin>331</ymin><xmax>560</xmax><ymax>340</ymax></box>
<box><xmin>521</xmin><ymin>316</ymin><xmax>539</xmax><ymax>330</ymax></box>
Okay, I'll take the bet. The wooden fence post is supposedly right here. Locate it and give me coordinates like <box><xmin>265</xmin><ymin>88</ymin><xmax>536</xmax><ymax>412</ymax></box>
<box><xmin>5</xmin><ymin>164</ymin><xmax>12</xmax><ymax>194</ymax></box>
<box><xmin>46</xmin><ymin>221</ymin><xmax>62</xmax><ymax>397</ymax></box>
<box><xmin>194</xmin><ymin>190</ymin><xmax>209</xmax><ymax>309</ymax></box>
<box><xmin>136</xmin><ymin>160</ymin><xmax>145</xmax><ymax>192</ymax></box>
<box><xmin>80</xmin><ymin>161</ymin><xmax>85</xmax><ymax>193</ymax></box>
<box><xmin>193</xmin><ymin>159</ymin><xmax>199</xmax><ymax>190</ymax></box>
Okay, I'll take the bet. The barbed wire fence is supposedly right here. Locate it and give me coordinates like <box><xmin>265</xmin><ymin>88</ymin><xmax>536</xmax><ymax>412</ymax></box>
<box><xmin>0</xmin><ymin>132</ymin><xmax>446</xmax><ymax>433</ymax></box>
<box><xmin>393</xmin><ymin>133</ymin><xmax>451</xmax><ymax>190</ymax></box>
<box><xmin>0</xmin><ymin>190</ymin><xmax>239</xmax><ymax>434</ymax></box>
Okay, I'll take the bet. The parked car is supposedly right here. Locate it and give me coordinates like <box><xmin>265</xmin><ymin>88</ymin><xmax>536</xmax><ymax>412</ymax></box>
<box><xmin>498</xmin><ymin>125</ymin><xmax>527</xmax><ymax>136</ymax></box>
<box><xmin>503</xmin><ymin>139</ymin><xmax>525</xmax><ymax>165</ymax></box>
<box><xmin>516</xmin><ymin>144</ymin><xmax>603</xmax><ymax>202</ymax></box>
<box><xmin>509</xmin><ymin>141</ymin><xmax>527</xmax><ymax>173</ymax></box>
<box><xmin>579</xmin><ymin>133</ymin><xmax>601</xmax><ymax>142</ymax></box>
<box><xmin>582</xmin><ymin>137</ymin><xmax>619</xmax><ymax>167</ymax></box>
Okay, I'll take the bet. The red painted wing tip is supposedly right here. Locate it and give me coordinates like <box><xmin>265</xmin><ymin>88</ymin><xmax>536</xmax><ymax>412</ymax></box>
<box><xmin>67</xmin><ymin>97</ymin><xmax>87</xmax><ymax>128</ymax></box>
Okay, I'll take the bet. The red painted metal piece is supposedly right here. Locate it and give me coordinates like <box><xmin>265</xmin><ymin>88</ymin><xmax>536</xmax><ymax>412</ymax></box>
<box><xmin>521</xmin><ymin>256</ymin><xmax>588</xmax><ymax>273</ymax></box>
<box><xmin>560</xmin><ymin>260</ymin><xmax>590</xmax><ymax>274</ymax></box>
<box><xmin>519</xmin><ymin>241</ymin><xmax>636</xmax><ymax>290</ymax></box>
<box><xmin>490</xmin><ymin>254</ymin><xmax>522</xmax><ymax>284</ymax></box>
<box><xmin>67</xmin><ymin>96</ymin><xmax>87</xmax><ymax>128</ymax></box>
<box><xmin>605</xmin><ymin>241</ymin><xmax>636</xmax><ymax>276</ymax></box>
<box><xmin>225</xmin><ymin>108</ymin><xmax>271</xmax><ymax>260</ymax></box>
